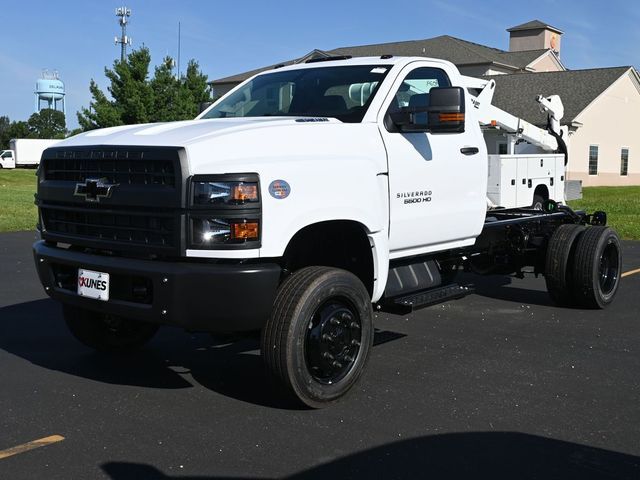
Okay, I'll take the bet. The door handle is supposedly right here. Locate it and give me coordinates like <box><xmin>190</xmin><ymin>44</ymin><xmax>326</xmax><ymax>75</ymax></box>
<box><xmin>460</xmin><ymin>147</ymin><xmax>479</xmax><ymax>155</ymax></box>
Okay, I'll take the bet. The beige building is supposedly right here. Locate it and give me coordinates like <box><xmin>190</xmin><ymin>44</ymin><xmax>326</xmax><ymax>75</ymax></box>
<box><xmin>210</xmin><ymin>20</ymin><xmax>640</xmax><ymax>186</ymax></box>
<box><xmin>490</xmin><ymin>66</ymin><xmax>640</xmax><ymax>186</ymax></box>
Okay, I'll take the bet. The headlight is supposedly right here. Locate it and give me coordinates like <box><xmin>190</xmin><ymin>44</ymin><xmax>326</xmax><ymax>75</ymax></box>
<box><xmin>188</xmin><ymin>174</ymin><xmax>261</xmax><ymax>249</ymax></box>
<box><xmin>191</xmin><ymin>218</ymin><xmax>260</xmax><ymax>246</ymax></box>
<box><xmin>192</xmin><ymin>180</ymin><xmax>259</xmax><ymax>206</ymax></box>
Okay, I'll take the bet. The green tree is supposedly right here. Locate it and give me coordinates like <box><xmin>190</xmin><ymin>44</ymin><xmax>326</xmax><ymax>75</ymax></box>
<box><xmin>184</xmin><ymin>59</ymin><xmax>211</xmax><ymax>116</ymax></box>
<box><xmin>0</xmin><ymin>116</ymin><xmax>10</xmax><ymax>149</ymax></box>
<box><xmin>77</xmin><ymin>79</ymin><xmax>122</xmax><ymax>131</ymax></box>
<box><xmin>77</xmin><ymin>47</ymin><xmax>210</xmax><ymax>131</ymax></box>
<box><xmin>27</xmin><ymin>109</ymin><xmax>67</xmax><ymax>139</ymax></box>
<box><xmin>150</xmin><ymin>57</ymin><xmax>193</xmax><ymax>122</ymax></box>
<box><xmin>5</xmin><ymin>121</ymin><xmax>32</xmax><ymax>144</ymax></box>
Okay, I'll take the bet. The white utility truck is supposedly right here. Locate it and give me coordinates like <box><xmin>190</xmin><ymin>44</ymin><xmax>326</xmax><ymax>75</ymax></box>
<box><xmin>33</xmin><ymin>56</ymin><xmax>621</xmax><ymax>407</ymax></box>
<box><xmin>0</xmin><ymin>139</ymin><xmax>61</xmax><ymax>169</ymax></box>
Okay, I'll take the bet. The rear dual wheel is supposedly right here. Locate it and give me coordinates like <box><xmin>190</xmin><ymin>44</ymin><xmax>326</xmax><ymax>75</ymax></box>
<box><xmin>261</xmin><ymin>267</ymin><xmax>374</xmax><ymax>408</ymax></box>
<box><xmin>545</xmin><ymin>225</ymin><xmax>621</xmax><ymax>308</ymax></box>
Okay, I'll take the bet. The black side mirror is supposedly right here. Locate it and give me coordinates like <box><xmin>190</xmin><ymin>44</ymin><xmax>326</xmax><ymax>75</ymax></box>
<box><xmin>427</xmin><ymin>87</ymin><xmax>465</xmax><ymax>133</ymax></box>
<box><xmin>388</xmin><ymin>109</ymin><xmax>428</xmax><ymax>133</ymax></box>
<box><xmin>199</xmin><ymin>101</ymin><xmax>213</xmax><ymax>114</ymax></box>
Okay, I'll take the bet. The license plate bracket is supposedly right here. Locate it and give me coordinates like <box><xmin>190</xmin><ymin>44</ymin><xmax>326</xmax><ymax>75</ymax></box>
<box><xmin>77</xmin><ymin>269</ymin><xmax>110</xmax><ymax>301</ymax></box>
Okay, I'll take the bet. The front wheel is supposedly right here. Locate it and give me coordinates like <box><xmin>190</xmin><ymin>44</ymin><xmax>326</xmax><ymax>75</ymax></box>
<box><xmin>63</xmin><ymin>305</ymin><xmax>159</xmax><ymax>352</ymax></box>
<box><xmin>261</xmin><ymin>267</ymin><xmax>374</xmax><ymax>408</ymax></box>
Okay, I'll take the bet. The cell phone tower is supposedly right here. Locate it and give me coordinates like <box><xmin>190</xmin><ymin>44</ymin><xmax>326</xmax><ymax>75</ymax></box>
<box><xmin>114</xmin><ymin>6</ymin><xmax>132</xmax><ymax>62</ymax></box>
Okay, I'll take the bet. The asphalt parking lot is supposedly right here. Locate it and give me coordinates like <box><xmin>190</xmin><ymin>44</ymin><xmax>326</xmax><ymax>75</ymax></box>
<box><xmin>1</xmin><ymin>231</ymin><xmax>639</xmax><ymax>479</ymax></box>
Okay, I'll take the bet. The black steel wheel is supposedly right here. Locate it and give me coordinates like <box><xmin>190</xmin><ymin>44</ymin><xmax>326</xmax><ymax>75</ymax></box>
<box><xmin>63</xmin><ymin>305</ymin><xmax>159</xmax><ymax>352</ymax></box>
<box><xmin>544</xmin><ymin>223</ymin><xmax>585</xmax><ymax>306</ymax></box>
<box><xmin>571</xmin><ymin>226</ymin><xmax>622</xmax><ymax>308</ymax></box>
<box><xmin>261</xmin><ymin>266</ymin><xmax>373</xmax><ymax>408</ymax></box>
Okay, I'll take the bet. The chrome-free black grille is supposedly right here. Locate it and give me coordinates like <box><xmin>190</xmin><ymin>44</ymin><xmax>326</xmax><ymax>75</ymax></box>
<box><xmin>37</xmin><ymin>146</ymin><xmax>184</xmax><ymax>255</ymax></box>
<box><xmin>41</xmin><ymin>205</ymin><xmax>178</xmax><ymax>251</ymax></box>
<box><xmin>42</xmin><ymin>149</ymin><xmax>177</xmax><ymax>187</ymax></box>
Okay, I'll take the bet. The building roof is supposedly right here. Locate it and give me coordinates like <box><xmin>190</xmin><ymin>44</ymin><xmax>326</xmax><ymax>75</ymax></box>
<box><xmin>328</xmin><ymin>36</ymin><xmax>548</xmax><ymax>69</ymax></box>
<box><xmin>488</xmin><ymin>66</ymin><xmax>632</xmax><ymax>126</ymax></box>
<box><xmin>507</xmin><ymin>20</ymin><xmax>563</xmax><ymax>34</ymax></box>
<box><xmin>211</xmin><ymin>35</ymin><xmax>553</xmax><ymax>86</ymax></box>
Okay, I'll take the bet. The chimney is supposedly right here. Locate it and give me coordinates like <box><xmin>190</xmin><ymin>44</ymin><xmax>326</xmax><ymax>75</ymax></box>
<box><xmin>507</xmin><ymin>20</ymin><xmax>563</xmax><ymax>57</ymax></box>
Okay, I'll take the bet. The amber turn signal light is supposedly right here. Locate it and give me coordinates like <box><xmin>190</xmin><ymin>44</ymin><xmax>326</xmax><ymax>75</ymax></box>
<box><xmin>232</xmin><ymin>184</ymin><xmax>259</xmax><ymax>202</ymax></box>
<box><xmin>232</xmin><ymin>221</ymin><xmax>259</xmax><ymax>240</ymax></box>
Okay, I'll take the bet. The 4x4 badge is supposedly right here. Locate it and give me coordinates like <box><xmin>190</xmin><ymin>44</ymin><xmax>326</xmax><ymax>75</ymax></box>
<box><xmin>74</xmin><ymin>178</ymin><xmax>118</xmax><ymax>202</ymax></box>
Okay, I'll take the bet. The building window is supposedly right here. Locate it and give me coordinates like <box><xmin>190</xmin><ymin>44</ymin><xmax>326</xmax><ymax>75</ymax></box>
<box><xmin>621</xmin><ymin>148</ymin><xmax>629</xmax><ymax>176</ymax></box>
<box><xmin>589</xmin><ymin>145</ymin><xmax>599</xmax><ymax>175</ymax></box>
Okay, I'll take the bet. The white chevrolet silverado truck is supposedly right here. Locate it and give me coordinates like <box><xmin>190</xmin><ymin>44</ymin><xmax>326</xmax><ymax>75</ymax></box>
<box><xmin>34</xmin><ymin>56</ymin><xmax>622</xmax><ymax>407</ymax></box>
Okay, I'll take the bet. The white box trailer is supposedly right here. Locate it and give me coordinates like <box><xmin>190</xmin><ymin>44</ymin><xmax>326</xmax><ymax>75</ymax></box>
<box><xmin>8</xmin><ymin>138</ymin><xmax>62</xmax><ymax>168</ymax></box>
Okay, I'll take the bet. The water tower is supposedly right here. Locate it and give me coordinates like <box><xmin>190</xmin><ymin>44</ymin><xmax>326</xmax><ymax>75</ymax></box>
<box><xmin>35</xmin><ymin>70</ymin><xmax>65</xmax><ymax>113</ymax></box>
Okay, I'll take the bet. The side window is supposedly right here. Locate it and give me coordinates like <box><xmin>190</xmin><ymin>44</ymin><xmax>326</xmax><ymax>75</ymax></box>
<box><xmin>389</xmin><ymin>67</ymin><xmax>451</xmax><ymax>113</ymax></box>
<box><xmin>1</xmin><ymin>151</ymin><xmax>11</xmax><ymax>158</ymax></box>
<box><xmin>589</xmin><ymin>145</ymin><xmax>599</xmax><ymax>175</ymax></box>
<box><xmin>621</xmin><ymin>148</ymin><xmax>629</xmax><ymax>176</ymax></box>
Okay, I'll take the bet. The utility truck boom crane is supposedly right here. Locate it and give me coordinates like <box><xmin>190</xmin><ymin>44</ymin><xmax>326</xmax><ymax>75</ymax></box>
<box><xmin>463</xmin><ymin>76</ymin><xmax>568</xmax><ymax>161</ymax></box>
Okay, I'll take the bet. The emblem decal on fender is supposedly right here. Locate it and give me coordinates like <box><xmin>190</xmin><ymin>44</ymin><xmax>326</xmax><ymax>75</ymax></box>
<box><xmin>268</xmin><ymin>180</ymin><xmax>291</xmax><ymax>199</ymax></box>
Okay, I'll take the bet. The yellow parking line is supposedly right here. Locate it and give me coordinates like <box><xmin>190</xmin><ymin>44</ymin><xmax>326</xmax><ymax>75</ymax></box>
<box><xmin>622</xmin><ymin>268</ymin><xmax>640</xmax><ymax>278</ymax></box>
<box><xmin>0</xmin><ymin>435</ymin><xmax>65</xmax><ymax>460</ymax></box>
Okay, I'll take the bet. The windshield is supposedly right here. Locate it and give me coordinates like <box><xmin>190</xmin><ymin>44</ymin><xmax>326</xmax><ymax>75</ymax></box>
<box><xmin>202</xmin><ymin>65</ymin><xmax>392</xmax><ymax>123</ymax></box>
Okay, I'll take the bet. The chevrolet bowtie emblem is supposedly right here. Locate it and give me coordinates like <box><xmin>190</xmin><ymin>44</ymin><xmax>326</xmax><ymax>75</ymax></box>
<box><xmin>74</xmin><ymin>178</ymin><xmax>118</xmax><ymax>202</ymax></box>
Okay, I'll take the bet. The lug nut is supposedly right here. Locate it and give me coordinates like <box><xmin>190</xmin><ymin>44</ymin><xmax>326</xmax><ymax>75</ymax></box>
<box><xmin>329</xmin><ymin>317</ymin><xmax>340</xmax><ymax>326</ymax></box>
<box><xmin>331</xmin><ymin>361</ymin><xmax>343</xmax><ymax>369</ymax></box>
<box><xmin>351</xmin><ymin>340</ymin><xmax>360</xmax><ymax>347</ymax></box>
<box><xmin>340</xmin><ymin>312</ymin><xmax>353</xmax><ymax>322</ymax></box>
<box><xmin>350</xmin><ymin>322</ymin><xmax>360</xmax><ymax>330</ymax></box>
<box><xmin>322</xmin><ymin>352</ymin><xmax>334</xmax><ymax>361</ymax></box>
<box><xmin>344</xmin><ymin>355</ymin><xmax>354</xmax><ymax>363</ymax></box>
<box><xmin>322</xmin><ymin>334</ymin><xmax>334</xmax><ymax>342</ymax></box>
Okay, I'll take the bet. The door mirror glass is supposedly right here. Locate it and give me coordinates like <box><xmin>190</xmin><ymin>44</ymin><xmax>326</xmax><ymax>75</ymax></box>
<box><xmin>427</xmin><ymin>87</ymin><xmax>465</xmax><ymax>133</ymax></box>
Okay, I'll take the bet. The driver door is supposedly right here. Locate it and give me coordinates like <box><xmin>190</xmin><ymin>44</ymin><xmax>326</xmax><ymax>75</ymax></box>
<box><xmin>378</xmin><ymin>63</ymin><xmax>487</xmax><ymax>258</ymax></box>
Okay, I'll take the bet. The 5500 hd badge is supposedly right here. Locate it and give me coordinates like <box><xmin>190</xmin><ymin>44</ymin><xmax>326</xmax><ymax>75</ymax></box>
<box><xmin>397</xmin><ymin>190</ymin><xmax>432</xmax><ymax>205</ymax></box>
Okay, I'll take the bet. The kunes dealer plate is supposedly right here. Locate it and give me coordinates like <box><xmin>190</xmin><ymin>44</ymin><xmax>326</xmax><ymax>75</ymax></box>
<box><xmin>77</xmin><ymin>269</ymin><xmax>110</xmax><ymax>301</ymax></box>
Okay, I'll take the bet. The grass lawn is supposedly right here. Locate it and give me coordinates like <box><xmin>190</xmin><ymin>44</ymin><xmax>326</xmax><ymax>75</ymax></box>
<box><xmin>0</xmin><ymin>169</ymin><xmax>639</xmax><ymax>240</ymax></box>
<box><xmin>0</xmin><ymin>169</ymin><xmax>38</xmax><ymax>232</ymax></box>
<box><xmin>568</xmin><ymin>186</ymin><xmax>640</xmax><ymax>240</ymax></box>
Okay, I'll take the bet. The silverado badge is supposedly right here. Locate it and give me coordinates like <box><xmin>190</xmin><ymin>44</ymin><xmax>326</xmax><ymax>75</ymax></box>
<box><xmin>74</xmin><ymin>178</ymin><xmax>118</xmax><ymax>203</ymax></box>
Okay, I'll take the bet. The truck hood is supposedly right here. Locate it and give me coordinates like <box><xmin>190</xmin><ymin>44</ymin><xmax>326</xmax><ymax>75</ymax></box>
<box><xmin>57</xmin><ymin>117</ymin><xmax>344</xmax><ymax>148</ymax></box>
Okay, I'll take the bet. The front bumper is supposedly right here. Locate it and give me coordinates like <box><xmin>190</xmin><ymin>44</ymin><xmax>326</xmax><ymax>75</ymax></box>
<box><xmin>33</xmin><ymin>241</ymin><xmax>281</xmax><ymax>333</ymax></box>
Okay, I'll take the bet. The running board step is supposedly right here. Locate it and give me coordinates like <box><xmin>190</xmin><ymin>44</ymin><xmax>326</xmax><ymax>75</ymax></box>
<box><xmin>382</xmin><ymin>284</ymin><xmax>474</xmax><ymax>315</ymax></box>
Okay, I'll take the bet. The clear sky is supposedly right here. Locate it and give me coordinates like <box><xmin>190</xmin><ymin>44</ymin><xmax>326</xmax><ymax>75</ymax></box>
<box><xmin>1</xmin><ymin>0</ymin><xmax>638</xmax><ymax>129</ymax></box>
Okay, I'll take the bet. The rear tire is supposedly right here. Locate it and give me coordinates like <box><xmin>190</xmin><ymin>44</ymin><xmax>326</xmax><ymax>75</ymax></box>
<box><xmin>63</xmin><ymin>305</ymin><xmax>159</xmax><ymax>352</ymax></box>
<box><xmin>545</xmin><ymin>224</ymin><xmax>585</xmax><ymax>306</ymax></box>
<box><xmin>532</xmin><ymin>194</ymin><xmax>545</xmax><ymax>210</ymax></box>
<box><xmin>261</xmin><ymin>266</ymin><xmax>374</xmax><ymax>408</ymax></box>
<box><xmin>571</xmin><ymin>226</ymin><xmax>622</xmax><ymax>308</ymax></box>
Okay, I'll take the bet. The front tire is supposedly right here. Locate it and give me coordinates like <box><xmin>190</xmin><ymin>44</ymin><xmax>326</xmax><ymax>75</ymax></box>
<box><xmin>63</xmin><ymin>305</ymin><xmax>159</xmax><ymax>352</ymax></box>
<box><xmin>261</xmin><ymin>267</ymin><xmax>374</xmax><ymax>408</ymax></box>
